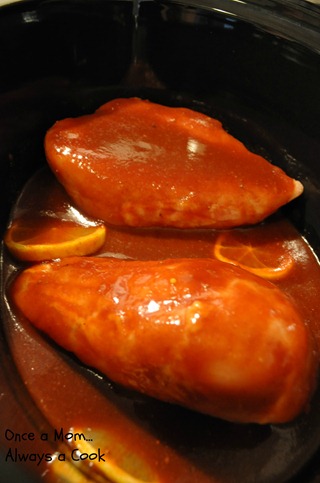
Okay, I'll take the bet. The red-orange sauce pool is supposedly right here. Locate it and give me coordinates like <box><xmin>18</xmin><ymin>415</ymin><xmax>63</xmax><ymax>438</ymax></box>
<box><xmin>2</xmin><ymin>167</ymin><xmax>320</xmax><ymax>483</ymax></box>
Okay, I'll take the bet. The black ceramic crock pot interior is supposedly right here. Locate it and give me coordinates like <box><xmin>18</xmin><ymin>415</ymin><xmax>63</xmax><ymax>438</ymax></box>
<box><xmin>1</xmin><ymin>0</ymin><xmax>320</xmax><ymax>482</ymax></box>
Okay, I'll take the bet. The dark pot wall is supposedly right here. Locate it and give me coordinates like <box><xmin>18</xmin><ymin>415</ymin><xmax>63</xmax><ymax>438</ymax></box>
<box><xmin>1</xmin><ymin>0</ymin><xmax>320</xmax><ymax>232</ymax></box>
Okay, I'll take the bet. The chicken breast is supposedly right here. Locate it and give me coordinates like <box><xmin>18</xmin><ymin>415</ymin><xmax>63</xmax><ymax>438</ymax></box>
<box><xmin>44</xmin><ymin>98</ymin><xmax>303</xmax><ymax>228</ymax></box>
<box><xmin>11</xmin><ymin>256</ymin><xmax>317</xmax><ymax>424</ymax></box>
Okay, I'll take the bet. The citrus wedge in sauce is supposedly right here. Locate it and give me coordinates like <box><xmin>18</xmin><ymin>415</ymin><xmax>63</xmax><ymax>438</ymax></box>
<box><xmin>213</xmin><ymin>229</ymin><xmax>294</xmax><ymax>280</ymax></box>
<box><xmin>4</xmin><ymin>217</ymin><xmax>106</xmax><ymax>262</ymax></box>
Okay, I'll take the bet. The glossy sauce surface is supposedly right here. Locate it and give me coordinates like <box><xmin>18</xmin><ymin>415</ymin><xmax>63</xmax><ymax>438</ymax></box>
<box><xmin>1</xmin><ymin>0</ymin><xmax>320</xmax><ymax>479</ymax></box>
<box><xmin>44</xmin><ymin>98</ymin><xmax>303</xmax><ymax>228</ymax></box>
<box><xmin>7</xmin><ymin>167</ymin><xmax>320</xmax><ymax>348</ymax></box>
<box><xmin>12</xmin><ymin>254</ymin><xmax>319</xmax><ymax>426</ymax></box>
<box><xmin>2</xmin><ymin>166</ymin><xmax>320</xmax><ymax>481</ymax></box>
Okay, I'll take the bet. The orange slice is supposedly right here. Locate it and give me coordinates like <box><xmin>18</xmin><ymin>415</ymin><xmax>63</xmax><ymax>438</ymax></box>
<box><xmin>73</xmin><ymin>436</ymin><xmax>159</xmax><ymax>483</ymax></box>
<box><xmin>213</xmin><ymin>229</ymin><xmax>294</xmax><ymax>280</ymax></box>
<box><xmin>4</xmin><ymin>217</ymin><xmax>106</xmax><ymax>262</ymax></box>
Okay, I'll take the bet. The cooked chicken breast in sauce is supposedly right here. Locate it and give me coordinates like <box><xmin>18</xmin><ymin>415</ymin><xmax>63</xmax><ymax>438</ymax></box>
<box><xmin>45</xmin><ymin>98</ymin><xmax>303</xmax><ymax>228</ymax></box>
<box><xmin>11</xmin><ymin>256</ymin><xmax>317</xmax><ymax>424</ymax></box>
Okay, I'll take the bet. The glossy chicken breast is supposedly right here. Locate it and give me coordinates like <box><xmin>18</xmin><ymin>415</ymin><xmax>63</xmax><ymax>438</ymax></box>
<box><xmin>11</xmin><ymin>257</ymin><xmax>317</xmax><ymax>424</ymax></box>
<box><xmin>45</xmin><ymin>98</ymin><xmax>303</xmax><ymax>229</ymax></box>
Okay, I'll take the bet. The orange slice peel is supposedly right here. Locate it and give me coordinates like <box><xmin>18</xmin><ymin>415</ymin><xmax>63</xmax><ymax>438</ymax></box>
<box><xmin>4</xmin><ymin>218</ymin><xmax>106</xmax><ymax>262</ymax></box>
<box><xmin>213</xmin><ymin>230</ymin><xmax>294</xmax><ymax>280</ymax></box>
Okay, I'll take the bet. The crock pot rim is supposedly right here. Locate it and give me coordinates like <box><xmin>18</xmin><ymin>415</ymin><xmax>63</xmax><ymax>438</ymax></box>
<box><xmin>1</xmin><ymin>0</ymin><xmax>319</xmax><ymax>53</ymax></box>
<box><xmin>158</xmin><ymin>0</ymin><xmax>320</xmax><ymax>53</ymax></box>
